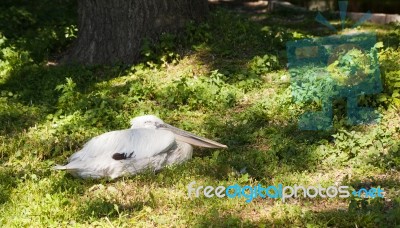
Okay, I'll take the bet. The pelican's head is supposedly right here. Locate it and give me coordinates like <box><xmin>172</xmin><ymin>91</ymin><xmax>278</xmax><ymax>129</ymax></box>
<box><xmin>130</xmin><ymin>115</ymin><xmax>164</xmax><ymax>129</ymax></box>
<box><xmin>130</xmin><ymin>114</ymin><xmax>227</xmax><ymax>149</ymax></box>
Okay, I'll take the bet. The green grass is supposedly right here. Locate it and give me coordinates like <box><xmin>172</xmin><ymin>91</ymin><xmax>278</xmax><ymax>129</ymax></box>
<box><xmin>1</xmin><ymin>1</ymin><xmax>400</xmax><ymax>227</ymax></box>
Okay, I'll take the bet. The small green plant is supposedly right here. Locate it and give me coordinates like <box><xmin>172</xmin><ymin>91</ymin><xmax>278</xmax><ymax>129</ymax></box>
<box><xmin>379</xmin><ymin>47</ymin><xmax>400</xmax><ymax>107</ymax></box>
<box><xmin>55</xmin><ymin>78</ymin><xmax>81</xmax><ymax>114</ymax></box>
<box><xmin>140</xmin><ymin>33</ymin><xmax>180</xmax><ymax>68</ymax></box>
<box><xmin>249</xmin><ymin>54</ymin><xmax>280</xmax><ymax>75</ymax></box>
<box><xmin>183</xmin><ymin>20</ymin><xmax>211</xmax><ymax>48</ymax></box>
<box><xmin>156</xmin><ymin>70</ymin><xmax>237</xmax><ymax>110</ymax></box>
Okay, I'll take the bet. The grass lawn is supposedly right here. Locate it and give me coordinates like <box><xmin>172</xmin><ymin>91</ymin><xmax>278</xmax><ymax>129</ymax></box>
<box><xmin>0</xmin><ymin>0</ymin><xmax>400</xmax><ymax>227</ymax></box>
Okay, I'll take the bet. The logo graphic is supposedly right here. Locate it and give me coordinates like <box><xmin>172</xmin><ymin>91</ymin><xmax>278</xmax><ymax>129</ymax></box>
<box><xmin>187</xmin><ymin>181</ymin><xmax>385</xmax><ymax>203</ymax></box>
<box><xmin>286</xmin><ymin>1</ymin><xmax>382</xmax><ymax>130</ymax></box>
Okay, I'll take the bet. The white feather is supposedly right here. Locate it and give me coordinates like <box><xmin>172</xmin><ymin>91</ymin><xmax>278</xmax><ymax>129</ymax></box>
<box><xmin>54</xmin><ymin>115</ymin><xmax>226</xmax><ymax>179</ymax></box>
<box><xmin>69</xmin><ymin>128</ymin><xmax>175</xmax><ymax>161</ymax></box>
<box><xmin>55</xmin><ymin>128</ymin><xmax>176</xmax><ymax>179</ymax></box>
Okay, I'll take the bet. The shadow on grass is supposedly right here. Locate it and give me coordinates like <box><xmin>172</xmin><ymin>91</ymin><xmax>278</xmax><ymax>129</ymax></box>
<box><xmin>0</xmin><ymin>168</ymin><xmax>20</xmax><ymax>205</ymax></box>
<box><xmin>49</xmin><ymin>168</ymin><xmax>400</xmax><ymax>226</ymax></box>
<box><xmin>368</xmin><ymin>141</ymin><xmax>400</xmax><ymax>172</ymax></box>
<box><xmin>187</xmin><ymin>108</ymin><xmax>335</xmax><ymax>182</ymax></box>
<box><xmin>0</xmin><ymin>0</ymin><xmax>77</xmax><ymax>62</ymax></box>
<box><xmin>0</xmin><ymin>64</ymin><xmax>127</xmax><ymax>135</ymax></box>
<box><xmin>0</xmin><ymin>109</ymin><xmax>41</xmax><ymax>136</ymax></box>
<box><xmin>80</xmin><ymin>199</ymin><xmax>121</xmax><ymax>219</ymax></box>
<box><xmin>195</xmin><ymin>198</ymin><xmax>400</xmax><ymax>227</ymax></box>
<box><xmin>50</xmin><ymin>172</ymin><xmax>158</xmax><ymax>222</ymax></box>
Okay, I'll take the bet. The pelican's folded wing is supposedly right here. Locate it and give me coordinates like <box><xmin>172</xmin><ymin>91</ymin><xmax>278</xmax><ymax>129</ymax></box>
<box><xmin>69</xmin><ymin>128</ymin><xmax>176</xmax><ymax>162</ymax></box>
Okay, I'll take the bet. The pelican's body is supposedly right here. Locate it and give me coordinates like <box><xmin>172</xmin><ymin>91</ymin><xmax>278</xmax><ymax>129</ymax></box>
<box><xmin>54</xmin><ymin>115</ymin><xmax>227</xmax><ymax>179</ymax></box>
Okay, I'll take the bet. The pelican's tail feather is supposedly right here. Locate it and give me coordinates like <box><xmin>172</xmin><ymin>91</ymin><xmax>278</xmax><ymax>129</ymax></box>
<box><xmin>54</xmin><ymin>164</ymin><xmax>67</xmax><ymax>170</ymax></box>
<box><xmin>53</xmin><ymin>164</ymin><xmax>78</xmax><ymax>171</ymax></box>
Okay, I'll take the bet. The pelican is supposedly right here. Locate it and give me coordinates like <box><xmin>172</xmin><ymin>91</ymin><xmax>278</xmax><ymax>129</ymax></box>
<box><xmin>54</xmin><ymin>115</ymin><xmax>227</xmax><ymax>179</ymax></box>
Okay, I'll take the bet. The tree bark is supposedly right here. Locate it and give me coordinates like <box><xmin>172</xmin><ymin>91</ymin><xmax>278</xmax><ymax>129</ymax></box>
<box><xmin>62</xmin><ymin>0</ymin><xmax>208</xmax><ymax>65</ymax></box>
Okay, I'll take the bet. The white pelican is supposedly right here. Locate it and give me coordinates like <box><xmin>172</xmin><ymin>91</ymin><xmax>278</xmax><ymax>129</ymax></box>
<box><xmin>54</xmin><ymin>115</ymin><xmax>227</xmax><ymax>179</ymax></box>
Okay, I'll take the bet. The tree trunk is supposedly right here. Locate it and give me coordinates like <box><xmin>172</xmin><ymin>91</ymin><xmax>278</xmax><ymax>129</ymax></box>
<box><xmin>62</xmin><ymin>0</ymin><xmax>208</xmax><ymax>65</ymax></box>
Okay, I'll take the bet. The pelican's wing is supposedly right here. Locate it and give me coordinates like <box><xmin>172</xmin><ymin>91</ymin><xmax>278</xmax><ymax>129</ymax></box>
<box><xmin>69</xmin><ymin>128</ymin><xmax>176</xmax><ymax>162</ymax></box>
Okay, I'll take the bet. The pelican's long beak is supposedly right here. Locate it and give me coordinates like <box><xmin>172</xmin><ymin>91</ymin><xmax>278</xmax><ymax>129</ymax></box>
<box><xmin>157</xmin><ymin>123</ymin><xmax>227</xmax><ymax>148</ymax></box>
